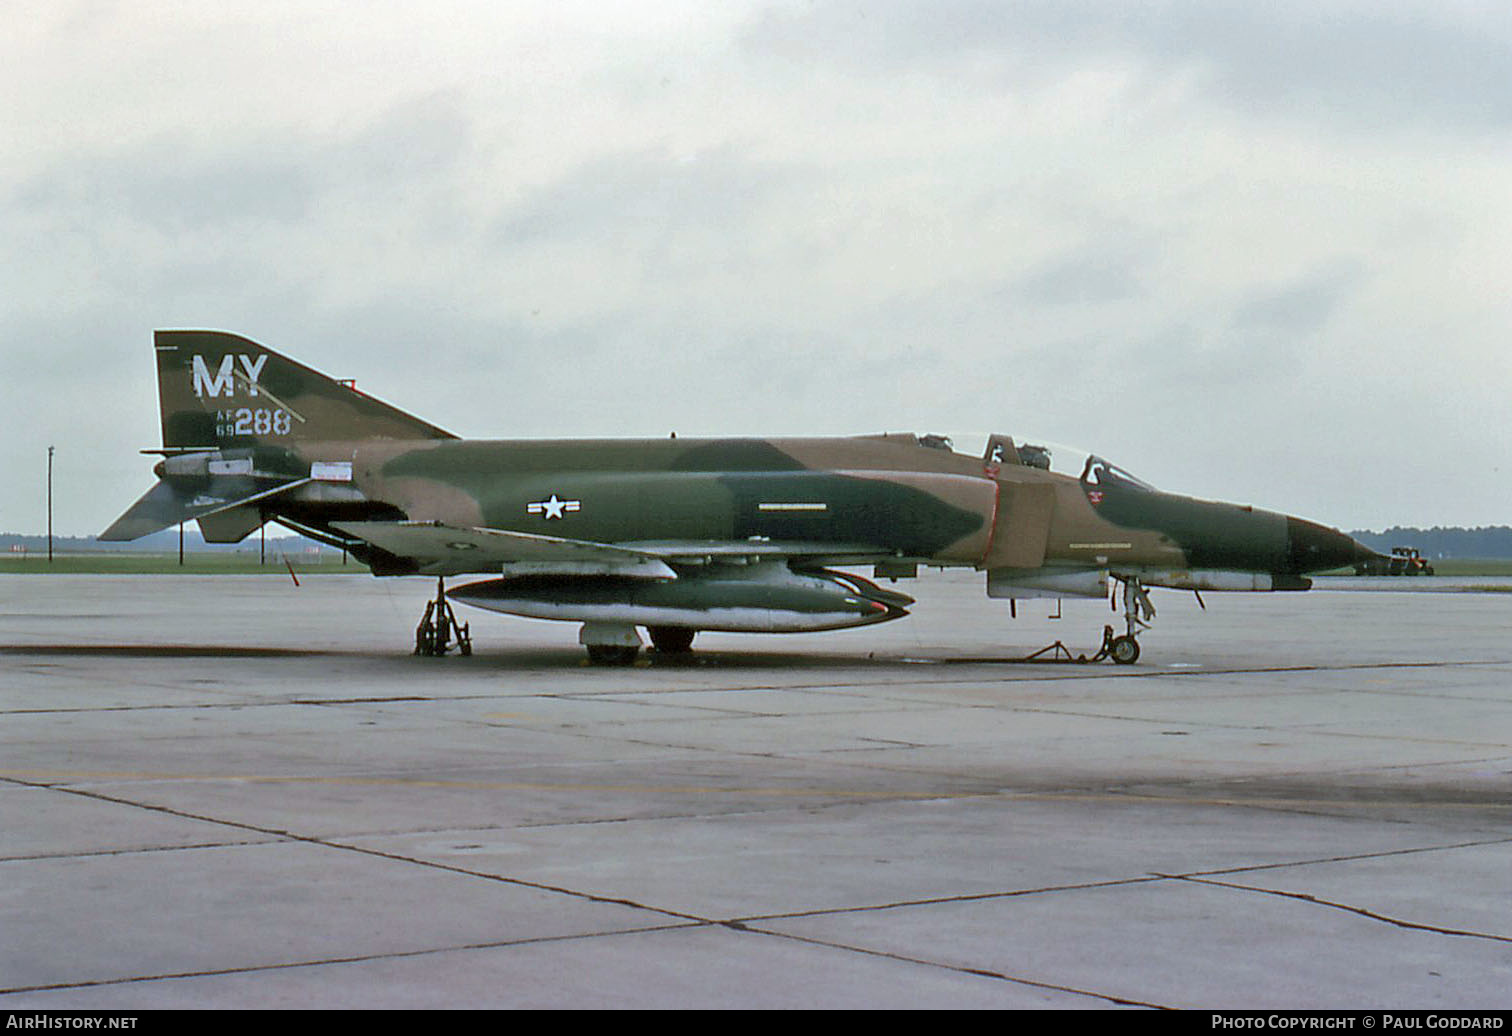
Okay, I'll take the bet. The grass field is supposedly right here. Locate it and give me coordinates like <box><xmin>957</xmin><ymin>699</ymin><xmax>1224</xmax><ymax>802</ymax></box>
<box><xmin>1316</xmin><ymin>558</ymin><xmax>1512</xmax><ymax>577</ymax></box>
<box><xmin>0</xmin><ymin>553</ymin><xmax>350</xmax><ymax>575</ymax></box>
<box><xmin>1405</xmin><ymin>557</ymin><xmax>1512</xmax><ymax>576</ymax></box>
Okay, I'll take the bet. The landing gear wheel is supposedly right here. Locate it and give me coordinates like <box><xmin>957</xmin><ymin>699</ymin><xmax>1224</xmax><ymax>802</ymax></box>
<box><xmin>579</xmin><ymin>622</ymin><xmax>641</xmax><ymax>666</ymax></box>
<box><xmin>648</xmin><ymin>626</ymin><xmax>696</xmax><ymax>654</ymax></box>
<box><xmin>1109</xmin><ymin>635</ymin><xmax>1140</xmax><ymax>665</ymax></box>
<box><xmin>585</xmin><ymin>644</ymin><xmax>640</xmax><ymax>666</ymax></box>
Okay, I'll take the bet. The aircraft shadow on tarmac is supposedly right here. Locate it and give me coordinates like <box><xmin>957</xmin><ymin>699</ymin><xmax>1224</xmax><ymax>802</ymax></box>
<box><xmin>0</xmin><ymin>641</ymin><xmax>1146</xmax><ymax>670</ymax></box>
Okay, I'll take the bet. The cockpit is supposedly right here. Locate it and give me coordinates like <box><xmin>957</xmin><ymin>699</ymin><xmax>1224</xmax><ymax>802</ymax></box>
<box><xmin>914</xmin><ymin>432</ymin><xmax>1156</xmax><ymax>492</ymax></box>
<box><xmin>1078</xmin><ymin>455</ymin><xmax>1155</xmax><ymax>492</ymax></box>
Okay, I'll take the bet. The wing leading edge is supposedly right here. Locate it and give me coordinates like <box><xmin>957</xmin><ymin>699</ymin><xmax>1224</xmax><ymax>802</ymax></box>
<box><xmin>333</xmin><ymin>520</ymin><xmax>892</xmax><ymax>578</ymax></box>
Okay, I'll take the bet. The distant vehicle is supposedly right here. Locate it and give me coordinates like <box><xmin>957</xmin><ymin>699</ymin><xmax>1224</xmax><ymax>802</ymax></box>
<box><xmin>1355</xmin><ymin>546</ymin><xmax>1435</xmax><ymax>576</ymax></box>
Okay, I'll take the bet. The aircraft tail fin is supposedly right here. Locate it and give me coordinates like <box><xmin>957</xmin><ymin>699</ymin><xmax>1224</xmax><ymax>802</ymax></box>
<box><xmin>154</xmin><ymin>329</ymin><xmax>456</xmax><ymax>449</ymax></box>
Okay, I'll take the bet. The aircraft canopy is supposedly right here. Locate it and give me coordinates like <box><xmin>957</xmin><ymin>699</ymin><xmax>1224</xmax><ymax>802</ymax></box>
<box><xmin>916</xmin><ymin>433</ymin><xmax>1156</xmax><ymax>491</ymax></box>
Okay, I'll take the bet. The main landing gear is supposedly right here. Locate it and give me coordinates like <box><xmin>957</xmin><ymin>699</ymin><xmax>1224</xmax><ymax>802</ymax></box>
<box><xmin>415</xmin><ymin>577</ymin><xmax>472</xmax><ymax>657</ymax></box>
<box><xmin>578</xmin><ymin>623</ymin><xmax>699</xmax><ymax>665</ymax></box>
<box><xmin>413</xmin><ymin>600</ymin><xmax>697</xmax><ymax>665</ymax></box>
<box><xmin>648</xmin><ymin>626</ymin><xmax>697</xmax><ymax>654</ymax></box>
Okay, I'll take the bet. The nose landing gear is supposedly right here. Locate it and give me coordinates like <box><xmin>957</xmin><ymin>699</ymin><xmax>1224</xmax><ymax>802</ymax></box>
<box><xmin>1106</xmin><ymin>575</ymin><xmax>1154</xmax><ymax>665</ymax></box>
<box><xmin>1002</xmin><ymin>575</ymin><xmax>1155</xmax><ymax>665</ymax></box>
<box><xmin>1108</xmin><ymin>632</ymin><xmax>1140</xmax><ymax>665</ymax></box>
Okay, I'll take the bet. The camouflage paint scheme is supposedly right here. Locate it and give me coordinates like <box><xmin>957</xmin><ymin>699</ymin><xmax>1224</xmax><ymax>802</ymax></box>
<box><xmin>103</xmin><ymin>331</ymin><xmax>1376</xmax><ymax>663</ymax></box>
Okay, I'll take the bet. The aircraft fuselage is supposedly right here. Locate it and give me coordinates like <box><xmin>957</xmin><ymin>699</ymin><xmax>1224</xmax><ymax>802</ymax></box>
<box><xmin>103</xmin><ymin>330</ymin><xmax>1379</xmax><ymax>663</ymax></box>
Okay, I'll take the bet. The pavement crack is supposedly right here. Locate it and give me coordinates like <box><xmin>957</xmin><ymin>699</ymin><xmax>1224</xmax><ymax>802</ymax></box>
<box><xmin>725</xmin><ymin>924</ymin><xmax>1170</xmax><ymax>1009</ymax></box>
<box><xmin>1175</xmin><ymin>835</ymin><xmax>1512</xmax><ymax>878</ymax></box>
<box><xmin>735</xmin><ymin>875</ymin><xmax>1170</xmax><ymax>925</ymax></box>
<box><xmin>0</xmin><ymin>922</ymin><xmax>702</xmax><ymax>998</ymax></box>
<box><xmin>0</xmin><ymin>838</ymin><xmax>275</xmax><ymax>864</ymax></box>
<box><xmin>1164</xmin><ymin>873</ymin><xmax>1512</xmax><ymax>944</ymax></box>
<box><xmin>0</xmin><ymin>775</ymin><xmax>706</xmax><ymax>926</ymax></box>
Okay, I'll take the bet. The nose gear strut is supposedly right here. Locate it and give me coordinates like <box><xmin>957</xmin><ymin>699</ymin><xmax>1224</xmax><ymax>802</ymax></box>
<box><xmin>1107</xmin><ymin>574</ymin><xmax>1154</xmax><ymax>664</ymax></box>
<box><xmin>997</xmin><ymin>574</ymin><xmax>1155</xmax><ymax>665</ymax></box>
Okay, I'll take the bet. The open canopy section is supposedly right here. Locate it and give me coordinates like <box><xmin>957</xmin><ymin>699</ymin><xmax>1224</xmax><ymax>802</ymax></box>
<box><xmin>910</xmin><ymin>432</ymin><xmax>1156</xmax><ymax>492</ymax></box>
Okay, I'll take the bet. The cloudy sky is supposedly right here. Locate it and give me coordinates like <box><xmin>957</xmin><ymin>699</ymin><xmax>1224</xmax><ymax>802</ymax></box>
<box><xmin>4</xmin><ymin>0</ymin><xmax>1509</xmax><ymax>536</ymax></box>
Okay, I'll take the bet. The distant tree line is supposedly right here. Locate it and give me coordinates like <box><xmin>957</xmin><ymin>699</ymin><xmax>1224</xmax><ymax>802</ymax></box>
<box><xmin>1350</xmin><ymin>527</ymin><xmax>1512</xmax><ymax>559</ymax></box>
<box><xmin>0</xmin><ymin>531</ymin><xmax>332</xmax><ymax>554</ymax></box>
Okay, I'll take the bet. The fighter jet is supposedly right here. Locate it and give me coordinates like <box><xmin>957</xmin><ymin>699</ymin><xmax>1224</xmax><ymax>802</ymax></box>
<box><xmin>103</xmin><ymin>330</ymin><xmax>1378</xmax><ymax>664</ymax></box>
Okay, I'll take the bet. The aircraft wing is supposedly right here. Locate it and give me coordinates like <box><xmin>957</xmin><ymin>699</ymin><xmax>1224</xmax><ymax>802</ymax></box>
<box><xmin>332</xmin><ymin>521</ymin><xmax>888</xmax><ymax>578</ymax></box>
<box><xmin>332</xmin><ymin>521</ymin><xmax>680</xmax><ymax>578</ymax></box>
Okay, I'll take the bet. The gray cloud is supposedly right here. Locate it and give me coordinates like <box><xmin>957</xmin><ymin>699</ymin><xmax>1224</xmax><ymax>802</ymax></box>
<box><xmin>341</xmin><ymin>91</ymin><xmax>474</xmax><ymax>183</ymax></box>
<box><xmin>1009</xmin><ymin>248</ymin><xmax>1149</xmax><ymax>307</ymax></box>
<box><xmin>4</xmin><ymin>3</ymin><xmax>1508</xmax><ymax>533</ymax></box>
<box><xmin>495</xmin><ymin>147</ymin><xmax>808</xmax><ymax>255</ymax></box>
<box><xmin>1231</xmin><ymin>261</ymin><xmax>1367</xmax><ymax>334</ymax></box>
<box><xmin>743</xmin><ymin>0</ymin><xmax>1512</xmax><ymax>132</ymax></box>
<box><xmin>15</xmin><ymin>144</ymin><xmax>316</xmax><ymax>233</ymax></box>
<box><xmin>11</xmin><ymin>90</ymin><xmax>475</xmax><ymax>236</ymax></box>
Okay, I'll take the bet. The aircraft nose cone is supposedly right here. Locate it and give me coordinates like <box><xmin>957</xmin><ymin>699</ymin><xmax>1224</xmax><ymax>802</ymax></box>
<box><xmin>1285</xmin><ymin>517</ymin><xmax>1377</xmax><ymax>574</ymax></box>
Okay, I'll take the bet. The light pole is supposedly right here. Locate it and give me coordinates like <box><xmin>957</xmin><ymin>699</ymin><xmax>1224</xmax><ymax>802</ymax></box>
<box><xmin>47</xmin><ymin>446</ymin><xmax>54</xmax><ymax>563</ymax></box>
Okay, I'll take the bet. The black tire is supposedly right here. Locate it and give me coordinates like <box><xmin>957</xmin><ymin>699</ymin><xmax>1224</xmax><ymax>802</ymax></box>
<box><xmin>649</xmin><ymin>626</ymin><xmax>696</xmax><ymax>654</ymax></box>
<box><xmin>586</xmin><ymin>644</ymin><xmax>639</xmax><ymax>666</ymax></box>
<box><xmin>1110</xmin><ymin>635</ymin><xmax>1140</xmax><ymax>665</ymax></box>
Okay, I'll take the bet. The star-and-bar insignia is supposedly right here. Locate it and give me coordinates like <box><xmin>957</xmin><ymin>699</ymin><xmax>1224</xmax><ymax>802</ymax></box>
<box><xmin>527</xmin><ymin>494</ymin><xmax>581</xmax><ymax>520</ymax></box>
